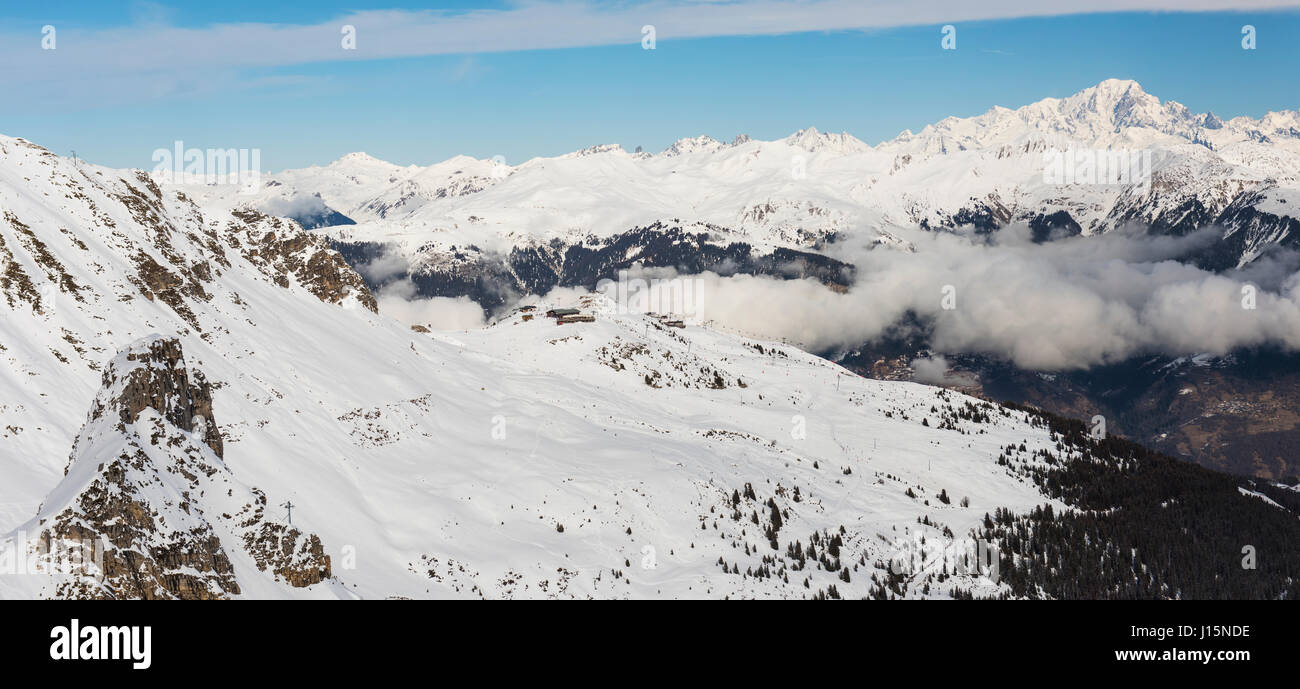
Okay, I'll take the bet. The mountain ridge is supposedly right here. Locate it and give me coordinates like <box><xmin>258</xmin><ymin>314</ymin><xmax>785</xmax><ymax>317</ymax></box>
<box><xmin>3</xmin><ymin>130</ymin><xmax>1299</xmax><ymax>598</ymax></box>
<box><xmin>299</xmin><ymin>78</ymin><xmax>1300</xmax><ymax>170</ymax></box>
<box><xmin>163</xmin><ymin>78</ymin><xmax>1295</xmax><ymax>290</ymax></box>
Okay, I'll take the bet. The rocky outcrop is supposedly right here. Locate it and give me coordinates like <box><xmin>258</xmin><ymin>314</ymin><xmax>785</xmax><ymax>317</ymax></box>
<box><xmin>0</xmin><ymin>229</ymin><xmax>42</xmax><ymax>312</ymax></box>
<box><xmin>231</xmin><ymin>208</ymin><xmax>378</xmax><ymax>312</ymax></box>
<box><xmin>26</xmin><ymin>336</ymin><xmax>333</xmax><ymax>599</ymax></box>
<box><xmin>1028</xmin><ymin>210</ymin><xmax>1083</xmax><ymax>243</ymax></box>
<box><xmin>100</xmin><ymin>336</ymin><xmax>223</xmax><ymax>459</ymax></box>
<box><xmin>243</xmin><ymin>522</ymin><xmax>332</xmax><ymax>588</ymax></box>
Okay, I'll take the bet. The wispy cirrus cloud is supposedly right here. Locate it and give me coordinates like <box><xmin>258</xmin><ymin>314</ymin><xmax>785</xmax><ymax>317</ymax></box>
<box><xmin>4</xmin><ymin>0</ymin><xmax>1296</xmax><ymax>96</ymax></box>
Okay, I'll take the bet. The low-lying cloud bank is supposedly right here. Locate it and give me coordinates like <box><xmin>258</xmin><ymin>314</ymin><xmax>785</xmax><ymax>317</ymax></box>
<box><xmin>355</xmin><ymin>223</ymin><xmax>1300</xmax><ymax>369</ymax></box>
<box><xmin>375</xmin><ymin>279</ymin><xmax>487</xmax><ymax>331</ymax></box>
<box><xmin>261</xmin><ymin>194</ymin><xmax>331</xmax><ymax>220</ymax></box>
<box><xmin>356</xmin><ymin>246</ymin><xmax>489</xmax><ymax>331</ymax></box>
<box><xmin>682</xmin><ymin>225</ymin><xmax>1300</xmax><ymax>370</ymax></box>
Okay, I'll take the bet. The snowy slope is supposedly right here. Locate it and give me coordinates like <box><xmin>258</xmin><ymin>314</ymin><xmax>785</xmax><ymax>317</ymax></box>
<box><xmin>0</xmin><ymin>133</ymin><xmax>1095</xmax><ymax>599</ymax></box>
<box><xmin>3</xmin><ymin>336</ymin><xmax>337</xmax><ymax>599</ymax></box>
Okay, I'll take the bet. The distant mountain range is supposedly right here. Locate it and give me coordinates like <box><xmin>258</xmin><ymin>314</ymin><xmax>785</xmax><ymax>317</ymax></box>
<box><xmin>165</xmin><ymin>79</ymin><xmax>1300</xmax><ymax>480</ymax></box>
<box><xmin>176</xmin><ymin>78</ymin><xmax>1300</xmax><ymax>299</ymax></box>
<box><xmin>3</xmin><ymin>127</ymin><xmax>1299</xmax><ymax>598</ymax></box>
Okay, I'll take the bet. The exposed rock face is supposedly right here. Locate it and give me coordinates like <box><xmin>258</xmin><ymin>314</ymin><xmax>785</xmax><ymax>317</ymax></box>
<box><xmin>231</xmin><ymin>208</ymin><xmax>378</xmax><ymax>312</ymax></box>
<box><xmin>26</xmin><ymin>336</ymin><xmax>332</xmax><ymax>599</ymax></box>
<box><xmin>0</xmin><ymin>229</ymin><xmax>41</xmax><ymax>311</ymax></box>
<box><xmin>1028</xmin><ymin>210</ymin><xmax>1083</xmax><ymax>243</ymax></box>
<box><xmin>243</xmin><ymin>522</ymin><xmax>332</xmax><ymax>588</ymax></box>
<box><xmin>919</xmin><ymin>194</ymin><xmax>1013</xmax><ymax>235</ymax></box>
<box><xmin>107</xmin><ymin>336</ymin><xmax>223</xmax><ymax>459</ymax></box>
<box><xmin>1</xmin><ymin>137</ymin><xmax>378</xmax><ymax>338</ymax></box>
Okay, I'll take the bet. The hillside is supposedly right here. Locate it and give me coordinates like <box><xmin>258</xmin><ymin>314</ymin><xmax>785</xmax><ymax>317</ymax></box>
<box><xmin>2</xmin><ymin>133</ymin><xmax>1298</xmax><ymax>598</ymax></box>
<box><xmin>169</xmin><ymin>79</ymin><xmax>1300</xmax><ymax>308</ymax></box>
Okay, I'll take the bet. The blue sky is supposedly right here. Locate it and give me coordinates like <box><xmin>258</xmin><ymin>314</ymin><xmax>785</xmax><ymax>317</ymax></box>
<box><xmin>1</xmin><ymin>1</ymin><xmax>1297</xmax><ymax>171</ymax></box>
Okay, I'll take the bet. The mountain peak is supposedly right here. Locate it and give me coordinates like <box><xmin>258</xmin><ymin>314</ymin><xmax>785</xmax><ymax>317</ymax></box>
<box><xmin>875</xmin><ymin>77</ymin><xmax>1216</xmax><ymax>154</ymax></box>
<box><xmin>784</xmin><ymin>127</ymin><xmax>871</xmax><ymax>154</ymax></box>
<box><xmin>25</xmin><ymin>335</ymin><xmax>334</xmax><ymax>599</ymax></box>
<box><xmin>1092</xmin><ymin>78</ymin><xmax>1145</xmax><ymax>94</ymax></box>
<box><xmin>332</xmin><ymin>151</ymin><xmax>394</xmax><ymax>167</ymax></box>
<box><xmin>1063</xmin><ymin>78</ymin><xmax>1154</xmax><ymax>110</ymax></box>
<box><xmin>564</xmin><ymin>143</ymin><xmax>625</xmax><ymax>158</ymax></box>
<box><xmin>91</xmin><ymin>335</ymin><xmax>224</xmax><ymax>459</ymax></box>
<box><xmin>1056</xmin><ymin>78</ymin><xmax>1192</xmax><ymax>134</ymax></box>
<box><xmin>661</xmin><ymin>135</ymin><xmax>724</xmax><ymax>156</ymax></box>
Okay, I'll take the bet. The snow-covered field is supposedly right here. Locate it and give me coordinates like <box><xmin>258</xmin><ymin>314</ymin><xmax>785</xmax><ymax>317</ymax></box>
<box><xmin>7</xmin><ymin>77</ymin><xmax>1295</xmax><ymax>598</ymax></box>
<box><xmin>0</xmin><ymin>132</ymin><xmax>1074</xmax><ymax>599</ymax></box>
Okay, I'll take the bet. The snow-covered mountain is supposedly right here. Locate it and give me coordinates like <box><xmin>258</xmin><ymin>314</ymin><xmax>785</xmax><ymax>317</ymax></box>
<box><xmin>176</xmin><ymin>79</ymin><xmax>1300</xmax><ymax>308</ymax></box>
<box><xmin>2</xmin><ymin>132</ymin><xmax>1298</xmax><ymax>599</ymax></box>
<box><xmin>9</xmin><ymin>335</ymin><xmax>334</xmax><ymax>599</ymax></box>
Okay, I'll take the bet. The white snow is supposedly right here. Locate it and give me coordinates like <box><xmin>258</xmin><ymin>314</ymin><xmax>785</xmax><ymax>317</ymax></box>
<box><xmin>171</xmin><ymin>80</ymin><xmax>1300</xmax><ymax>272</ymax></box>
<box><xmin>0</xmin><ymin>134</ymin><xmax>1077</xmax><ymax>598</ymax></box>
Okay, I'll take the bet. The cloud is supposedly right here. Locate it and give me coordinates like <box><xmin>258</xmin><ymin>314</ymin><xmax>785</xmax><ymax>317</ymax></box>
<box><xmin>352</xmin><ymin>245</ymin><xmax>487</xmax><ymax>330</ymax></box>
<box><xmin>261</xmin><ymin>194</ymin><xmax>330</xmax><ymax>219</ymax></box>
<box><xmin>910</xmin><ymin>355</ymin><xmax>952</xmax><ymax>384</ymax></box>
<box><xmin>355</xmin><ymin>246</ymin><xmax>411</xmax><ymax>284</ymax></box>
<box><xmin>538</xmin><ymin>285</ymin><xmax>595</xmax><ymax>307</ymax></box>
<box><xmin>4</xmin><ymin>0</ymin><xmax>1294</xmax><ymax>102</ymax></box>
<box><xmin>375</xmin><ymin>279</ymin><xmax>487</xmax><ymax>331</ymax></box>
<box><xmin>681</xmin><ymin>225</ymin><xmax>1300</xmax><ymax>370</ymax></box>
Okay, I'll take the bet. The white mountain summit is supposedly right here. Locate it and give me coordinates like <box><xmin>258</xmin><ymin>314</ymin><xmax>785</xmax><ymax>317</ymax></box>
<box><xmin>2</xmin><ymin>80</ymin><xmax>1298</xmax><ymax>599</ymax></box>
<box><xmin>0</xmin><ymin>130</ymin><xmax>1144</xmax><ymax>599</ymax></box>
<box><xmin>172</xmin><ymin>79</ymin><xmax>1297</xmax><ymax>285</ymax></box>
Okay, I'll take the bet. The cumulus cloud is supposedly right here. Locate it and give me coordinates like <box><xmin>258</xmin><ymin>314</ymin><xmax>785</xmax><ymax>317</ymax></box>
<box><xmin>357</xmin><ymin>247</ymin><xmax>411</xmax><ymax>284</ymax></box>
<box><xmin>261</xmin><ymin>194</ymin><xmax>331</xmax><ymax>220</ymax></box>
<box><xmin>679</xmin><ymin>225</ymin><xmax>1300</xmax><ymax>370</ymax></box>
<box><xmin>356</xmin><ymin>246</ymin><xmax>487</xmax><ymax>330</ymax></box>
